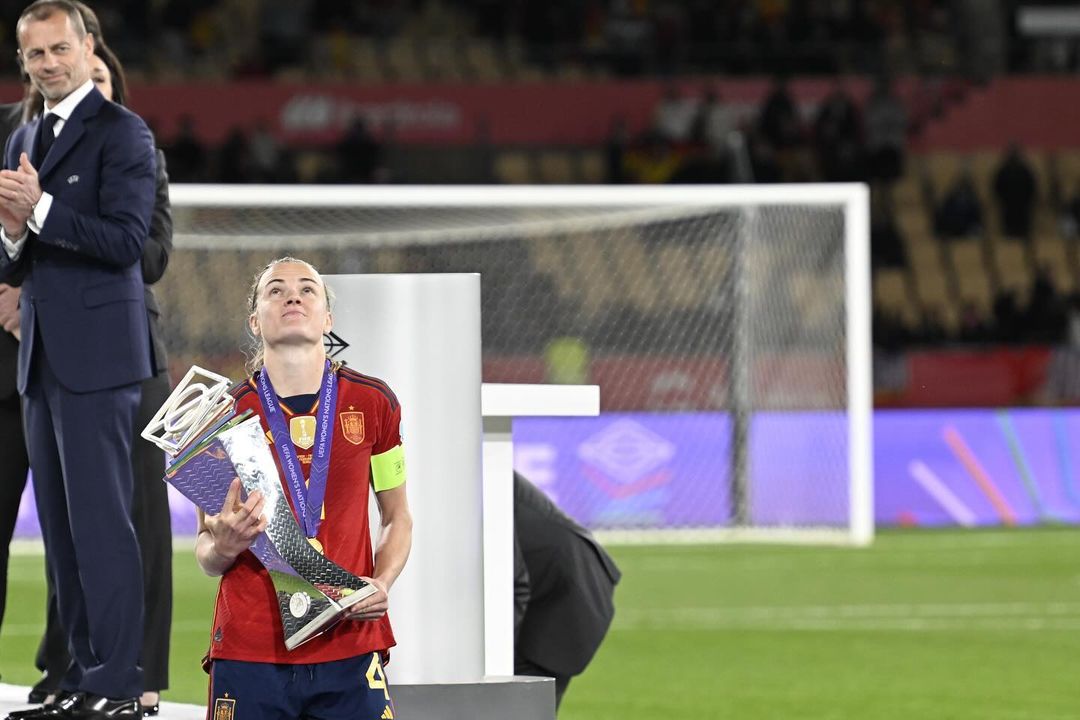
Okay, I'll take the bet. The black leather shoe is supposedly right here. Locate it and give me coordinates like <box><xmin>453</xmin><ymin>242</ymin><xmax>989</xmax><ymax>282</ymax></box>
<box><xmin>5</xmin><ymin>691</ymin><xmax>84</xmax><ymax>720</ymax></box>
<box><xmin>69</xmin><ymin>696</ymin><xmax>139</xmax><ymax>720</ymax></box>
<box><xmin>138</xmin><ymin>705</ymin><xmax>157</xmax><ymax>718</ymax></box>
<box><xmin>27</xmin><ymin>673</ymin><xmax>62</xmax><ymax>705</ymax></box>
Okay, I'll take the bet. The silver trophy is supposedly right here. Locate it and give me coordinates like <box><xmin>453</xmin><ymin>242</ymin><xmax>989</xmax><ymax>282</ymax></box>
<box><xmin>143</xmin><ymin>367</ymin><xmax>377</xmax><ymax>650</ymax></box>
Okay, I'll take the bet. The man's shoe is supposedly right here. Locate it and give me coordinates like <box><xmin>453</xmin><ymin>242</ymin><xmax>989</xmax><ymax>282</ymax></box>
<box><xmin>69</xmin><ymin>696</ymin><xmax>139</xmax><ymax>720</ymax></box>
<box><xmin>27</xmin><ymin>673</ymin><xmax>62</xmax><ymax>705</ymax></box>
<box><xmin>4</xmin><ymin>691</ymin><xmax>84</xmax><ymax>720</ymax></box>
<box><xmin>138</xmin><ymin>705</ymin><xmax>157</xmax><ymax>718</ymax></box>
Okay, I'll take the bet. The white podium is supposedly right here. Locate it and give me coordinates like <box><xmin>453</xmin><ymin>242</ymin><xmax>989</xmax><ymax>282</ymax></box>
<box><xmin>325</xmin><ymin>274</ymin><xmax>599</xmax><ymax>686</ymax></box>
<box><xmin>480</xmin><ymin>383</ymin><xmax>600</xmax><ymax>676</ymax></box>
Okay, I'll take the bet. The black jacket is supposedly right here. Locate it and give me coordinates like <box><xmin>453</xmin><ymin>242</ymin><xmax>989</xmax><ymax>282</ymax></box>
<box><xmin>0</xmin><ymin>102</ymin><xmax>24</xmax><ymax>400</ymax></box>
<box><xmin>513</xmin><ymin>472</ymin><xmax>621</xmax><ymax>676</ymax></box>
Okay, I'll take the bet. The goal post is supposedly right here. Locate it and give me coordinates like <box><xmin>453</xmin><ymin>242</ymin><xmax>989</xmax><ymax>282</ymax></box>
<box><xmin>166</xmin><ymin>183</ymin><xmax>873</xmax><ymax>546</ymax></box>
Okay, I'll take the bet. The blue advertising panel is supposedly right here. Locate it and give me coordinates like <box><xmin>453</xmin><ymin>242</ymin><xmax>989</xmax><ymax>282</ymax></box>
<box><xmin>11</xmin><ymin>409</ymin><xmax>1080</xmax><ymax>537</ymax></box>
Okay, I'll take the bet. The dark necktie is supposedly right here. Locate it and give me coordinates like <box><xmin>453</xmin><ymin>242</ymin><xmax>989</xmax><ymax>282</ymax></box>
<box><xmin>36</xmin><ymin>113</ymin><xmax>59</xmax><ymax>167</ymax></box>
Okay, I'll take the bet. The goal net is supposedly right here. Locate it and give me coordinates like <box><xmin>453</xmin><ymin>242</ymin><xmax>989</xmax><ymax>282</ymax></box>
<box><xmin>164</xmin><ymin>184</ymin><xmax>872</xmax><ymax>545</ymax></box>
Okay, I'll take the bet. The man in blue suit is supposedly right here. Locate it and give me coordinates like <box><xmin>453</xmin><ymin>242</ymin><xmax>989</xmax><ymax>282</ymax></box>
<box><xmin>0</xmin><ymin>2</ymin><xmax>156</xmax><ymax>718</ymax></box>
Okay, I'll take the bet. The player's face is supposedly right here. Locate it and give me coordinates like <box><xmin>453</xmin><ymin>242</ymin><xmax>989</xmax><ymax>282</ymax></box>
<box><xmin>88</xmin><ymin>53</ymin><xmax>113</xmax><ymax>102</ymax></box>
<box><xmin>18</xmin><ymin>12</ymin><xmax>94</xmax><ymax>105</ymax></box>
<box><xmin>249</xmin><ymin>262</ymin><xmax>332</xmax><ymax>347</ymax></box>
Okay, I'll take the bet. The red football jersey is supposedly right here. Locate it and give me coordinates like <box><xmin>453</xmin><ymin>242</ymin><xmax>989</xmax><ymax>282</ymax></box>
<box><xmin>208</xmin><ymin>365</ymin><xmax>402</xmax><ymax>665</ymax></box>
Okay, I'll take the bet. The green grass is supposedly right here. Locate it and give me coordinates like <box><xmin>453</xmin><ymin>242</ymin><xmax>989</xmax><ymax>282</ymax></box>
<box><xmin>4</xmin><ymin>528</ymin><xmax>1080</xmax><ymax>718</ymax></box>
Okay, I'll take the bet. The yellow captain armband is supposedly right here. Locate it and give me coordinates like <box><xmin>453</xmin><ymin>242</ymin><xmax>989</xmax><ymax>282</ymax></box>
<box><xmin>371</xmin><ymin>444</ymin><xmax>406</xmax><ymax>492</ymax></box>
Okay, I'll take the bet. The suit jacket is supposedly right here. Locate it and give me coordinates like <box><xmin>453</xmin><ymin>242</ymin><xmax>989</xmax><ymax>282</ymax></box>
<box><xmin>0</xmin><ymin>101</ymin><xmax>24</xmax><ymax>401</ymax></box>
<box><xmin>514</xmin><ymin>472</ymin><xmax>622</xmax><ymax>677</ymax></box>
<box><xmin>144</xmin><ymin>148</ymin><xmax>172</xmax><ymax>375</ymax></box>
<box><xmin>0</xmin><ymin>87</ymin><xmax>156</xmax><ymax>394</ymax></box>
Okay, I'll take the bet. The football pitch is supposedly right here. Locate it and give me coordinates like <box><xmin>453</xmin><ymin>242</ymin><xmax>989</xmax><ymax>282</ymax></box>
<box><xmin>3</xmin><ymin>527</ymin><xmax>1079</xmax><ymax>719</ymax></box>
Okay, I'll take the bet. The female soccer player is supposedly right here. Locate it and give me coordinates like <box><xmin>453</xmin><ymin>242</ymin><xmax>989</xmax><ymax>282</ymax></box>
<box><xmin>196</xmin><ymin>257</ymin><xmax>412</xmax><ymax>720</ymax></box>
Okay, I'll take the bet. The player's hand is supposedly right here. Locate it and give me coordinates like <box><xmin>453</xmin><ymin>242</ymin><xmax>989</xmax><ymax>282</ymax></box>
<box><xmin>345</xmin><ymin>577</ymin><xmax>389</xmax><ymax>621</ymax></box>
<box><xmin>203</xmin><ymin>478</ymin><xmax>267</xmax><ymax>561</ymax></box>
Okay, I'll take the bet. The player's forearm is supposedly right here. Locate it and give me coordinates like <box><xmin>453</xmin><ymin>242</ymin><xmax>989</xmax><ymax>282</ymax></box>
<box><xmin>195</xmin><ymin>528</ymin><xmax>238</xmax><ymax>577</ymax></box>
<box><xmin>372</xmin><ymin>508</ymin><xmax>413</xmax><ymax>592</ymax></box>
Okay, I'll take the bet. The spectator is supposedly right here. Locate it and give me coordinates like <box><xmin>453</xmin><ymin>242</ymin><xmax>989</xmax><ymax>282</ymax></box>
<box><xmin>217</xmin><ymin>126</ymin><xmax>251</xmax><ymax>183</ymax></box>
<box><xmin>622</xmin><ymin>131</ymin><xmax>683</xmax><ymax>184</ymax></box>
<box><xmin>1060</xmin><ymin>184</ymin><xmax>1080</xmax><ymax>240</ymax></box>
<box><xmin>993</xmin><ymin>290</ymin><xmax>1023</xmax><ymax>343</ymax></box>
<box><xmin>604</xmin><ymin>0</ymin><xmax>653</xmax><ymax>76</ymax></box>
<box><xmin>652</xmin><ymin>83</ymin><xmax>695</xmax><ymax>144</ymax></box>
<box><xmin>756</xmin><ymin>75</ymin><xmax>801</xmax><ymax>150</ymax></box>
<box><xmin>958</xmin><ymin>301</ymin><xmax>990</xmax><ymax>343</ymax></box>
<box><xmin>935</xmin><ymin>167</ymin><xmax>983</xmax><ymax>239</ymax></box>
<box><xmin>993</xmin><ymin>143</ymin><xmax>1038</xmax><ymax>240</ymax></box>
<box><xmin>247</xmin><ymin>119</ymin><xmax>281</xmax><ymax>183</ymax></box>
<box><xmin>813</xmin><ymin>79</ymin><xmax>863</xmax><ymax>182</ymax></box>
<box><xmin>165</xmin><ymin>114</ymin><xmax>206</xmax><ymax>182</ymax></box>
<box><xmin>756</xmin><ymin>76</ymin><xmax>809</xmax><ymax>181</ymax></box>
<box><xmin>605</xmin><ymin>115</ymin><xmax>629</xmax><ymax>184</ymax></box>
<box><xmin>336</xmin><ymin>117</ymin><xmax>383</xmax><ymax>183</ymax></box>
<box><xmin>864</xmin><ymin>75</ymin><xmax>908</xmax><ymax>191</ymax></box>
<box><xmin>689</xmin><ymin>85</ymin><xmax>739</xmax><ymax>152</ymax></box>
<box><xmin>1026</xmin><ymin>266</ymin><xmax>1066</xmax><ymax>342</ymax></box>
<box><xmin>870</xmin><ymin>207</ymin><xmax>906</xmax><ymax>268</ymax></box>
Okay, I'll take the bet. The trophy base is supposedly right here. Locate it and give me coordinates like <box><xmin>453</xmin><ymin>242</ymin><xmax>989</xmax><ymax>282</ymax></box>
<box><xmin>273</xmin><ymin>571</ymin><xmax>380</xmax><ymax>650</ymax></box>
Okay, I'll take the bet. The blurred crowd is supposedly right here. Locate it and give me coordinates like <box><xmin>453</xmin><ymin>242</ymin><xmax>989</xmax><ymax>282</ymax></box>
<box><xmin>2</xmin><ymin>0</ymin><xmax>1078</xmax><ymax>355</ymax></box>
<box><xmin>0</xmin><ymin>0</ymin><xmax>1025</xmax><ymax>82</ymax></box>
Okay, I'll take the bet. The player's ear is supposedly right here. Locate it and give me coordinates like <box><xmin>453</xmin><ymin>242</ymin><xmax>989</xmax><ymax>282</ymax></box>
<box><xmin>249</xmin><ymin>311</ymin><xmax>260</xmax><ymax>337</ymax></box>
<box><xmin>324</xmin><ymin>310</ymin><xmax>333</xmax><ymax>333</ymax></box>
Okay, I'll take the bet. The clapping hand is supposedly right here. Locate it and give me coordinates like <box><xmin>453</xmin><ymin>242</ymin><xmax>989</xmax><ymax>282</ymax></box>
<box><xmin>0</xmin><ymin>153</ymin><xmax>42</xmax><ymax>236</ymax></box>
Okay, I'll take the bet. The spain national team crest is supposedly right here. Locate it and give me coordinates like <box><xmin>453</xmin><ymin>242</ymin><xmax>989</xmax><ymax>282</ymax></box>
<box><xmin>290</xmin><ymin>416</ymin><xmax>316</xmax><ymax>450</ymax></box>
<box><xmin>213</xmin><ymin>696</ymin><xmax>236</xmax><ymax>720</ymax></box>
<box><xmin>340</xmin><ymin>411</ymin><xmax>365</xmax><ymax>445</ymax></box>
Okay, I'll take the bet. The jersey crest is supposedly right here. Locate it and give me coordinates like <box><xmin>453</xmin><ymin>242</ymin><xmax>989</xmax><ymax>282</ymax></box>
<box><xmin>340</xmin><ymin>411</ymin><xmax>365</xmax><ymax>445</ymax></box>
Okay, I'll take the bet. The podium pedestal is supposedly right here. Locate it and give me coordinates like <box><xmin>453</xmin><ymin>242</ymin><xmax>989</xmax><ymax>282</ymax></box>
<box><xmin>481</xmin><ymin>383</ymin><xmax>600</xmax><ymax>676</ymax></box>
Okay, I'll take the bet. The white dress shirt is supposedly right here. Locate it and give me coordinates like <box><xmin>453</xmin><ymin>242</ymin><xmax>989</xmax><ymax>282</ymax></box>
<box><xmin>1</xmin><ymin>79</ymin><xmax>96</xmax><ymax>260</ymax></box>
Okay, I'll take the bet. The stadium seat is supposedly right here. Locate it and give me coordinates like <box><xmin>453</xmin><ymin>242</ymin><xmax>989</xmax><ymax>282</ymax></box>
<box><xmin>922</xmin><ymin>151</ymin><xmax>962</xmax><ymax>199</ymax></box>
<box><xmin>294</xmin><ymin>152</ymin><xmax>327</xmax><ymax>183</ymax></box>
<box><xmin>613</xmin><ymin>236</ymin><xmax>662</xmax><ymax>312</ymax></box>
<box><xmin>905</xmin><ymin>235</ymin><xmax>944</xmax><ymax>277</ymax></box>
<box><xmin>423</xmin><ymin>40</ymin><xmax>468</xmax><ymax>81</ymax></box>
<box><xmin>653</xmin><ymin>244</ymin><xmax>708</xmax><ymax>310</ymax></box>
<box><xmin>494</xmin><ymin>151</ymin><xmax>535</xmax><ymax>184</ymax></box>
<box><xmin>465</xmin><ymin>39</ymin><xmax>505</xmax><ymax>81</ymax></box>
<box><xmin>383</xmin><ymin>37</ymin><xmax>426</xmax><ymax>81</ymax></box>
<box><xmin>1032</xmin><ymin>235</ymin><xmax>1073</xmax><ymax>292</ymax></box>
<box><xmin>992</xmin><ymin>238</ymin><xmax>1031</xmax><ymax>296</ymax></box>
<box><xmin>350</xmin><ymin>38</ymin><xmax>384</xmax><ymax>81</ymax></box>
<box><xmin>536</xmin><ymin>151</ymin><xmax>577</xmax><ymax>184</ymax></box>
<box><xmin>873</xmin><ymin>267</ymin><xmax>913</xmax><ymax>322</ymax></box>
<box><xmin>578</xmin><ymin>150</ymin><xmax>607</xmax><ymax>184</ymax></box>
<box><xmin>948</xmin><ymin>237</ymin><xmax>993</xmax><ymax>310</ymax></box>
<box><xmin>528</xmin><ymin>238</ymin><xmax>580</xmax><ymax>304</ymax></box>
<box><xmin>912</xmin><ymin>266</ymin><xmax>951</xmax><ymax>311</ymax></box>
<box><xmin>575</xmin><ymin>238</ymin><xmax>625</xmax><ymax>313</ymax></box>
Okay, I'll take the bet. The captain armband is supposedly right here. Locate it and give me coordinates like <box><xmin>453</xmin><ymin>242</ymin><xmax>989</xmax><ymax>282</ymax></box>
<box><xmin>371</xmin><ymin>444</ymin><xmax>406</xmax><ymax>492</ymax></box>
